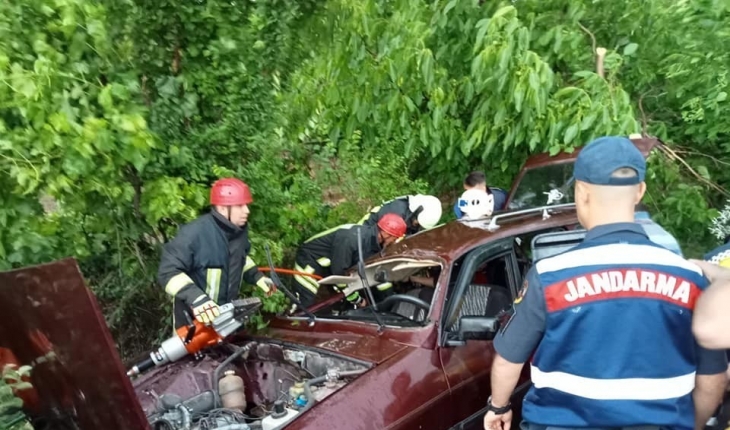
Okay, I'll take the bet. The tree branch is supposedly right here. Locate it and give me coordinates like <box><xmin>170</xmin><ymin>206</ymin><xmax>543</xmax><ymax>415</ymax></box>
<box><xmin>658</xmin><ymin>145</ymin><xmax>730</xmax><ymax>197</ymax></box>
<box><xmin>577</xmin><ymin>22</ymin><xmax>597</xmax><ymax>59</ymax></box>
<box><xmin>671</xmin><ymin>147</ymin><xmax>730</xmax><ymax>168</ymax></box>
<box><xmin>577</xmin><ymin>22</ymin><xmax>606</xmax><ymax>78</ymax></box>
<box><xmin>638</xmin><ymin>91</ymin><xmax>650</xmax><ymax>136</ymax></box>
<box><xmin>126</xmin><ymin>165</ymin><xmax>143</xmax><ymax>219</ymax></box>
<box><xmin>595</xmin><ymin>47</ymin><xmax>606</xmax><ymax>78</ymax></box>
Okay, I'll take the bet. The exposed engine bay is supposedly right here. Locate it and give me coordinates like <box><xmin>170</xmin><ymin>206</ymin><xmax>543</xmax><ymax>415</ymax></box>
<box><xmin>132</xmin><ymin>341</ymin><xmax>369</xmax><ymax>430</ymax></box>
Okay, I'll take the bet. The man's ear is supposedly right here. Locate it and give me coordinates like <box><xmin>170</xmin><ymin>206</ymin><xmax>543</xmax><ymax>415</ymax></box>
<box><xmin>636</xmin><ymin>182</ymin><xmax>647</xmax><ymax>203</ymax></box>
<box><xmin>574</xmin><ymin>181</ymin><xmax>588</xmax><ymax>204</ymax></box>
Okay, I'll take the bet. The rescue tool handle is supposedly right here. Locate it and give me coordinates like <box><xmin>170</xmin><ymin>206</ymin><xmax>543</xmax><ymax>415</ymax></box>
<box><xmin>183</xmin><ymin>322</ymin><xmax>196</xmax><ymax>344</ymax></box>
<box><xmin>133</xmin><ymin>357</ymin><xmax>155</xmax><ymax>374</ymax></box>
<box><xmin>264</xmin><ymin>243</ymin><xmax>316</xmax><ymax>325</ymax></box>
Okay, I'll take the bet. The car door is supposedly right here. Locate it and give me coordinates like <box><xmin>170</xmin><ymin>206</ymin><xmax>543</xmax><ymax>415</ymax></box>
<box><xmin>436</xmin><ymin>238</ymin><xmax>531</xmax><ymax>430</ymax></box>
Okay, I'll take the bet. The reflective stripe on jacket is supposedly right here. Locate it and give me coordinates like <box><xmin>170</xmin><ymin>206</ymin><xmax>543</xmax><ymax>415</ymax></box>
<box><xmin>157</xmin><ymin>211</ymin><xmax>263</xmax><ymax>328</ymax></box>
<box><xmin>294</xmin><ymin>224</ymin><xmax>381</xmax><ymax>294</ymax></box>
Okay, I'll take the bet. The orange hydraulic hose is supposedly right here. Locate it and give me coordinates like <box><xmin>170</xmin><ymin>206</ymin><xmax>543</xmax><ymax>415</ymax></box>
<box><xmin>258</xmin><ymin>267</ymin><xmax>323</xmax><ymax>281</ymax></box>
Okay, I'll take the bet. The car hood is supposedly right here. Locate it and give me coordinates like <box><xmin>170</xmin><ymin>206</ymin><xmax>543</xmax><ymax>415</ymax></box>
<box><xmin>0</xmin><ymin>258</ymin><xmax>150</xmax><ymax>430</ymax></box>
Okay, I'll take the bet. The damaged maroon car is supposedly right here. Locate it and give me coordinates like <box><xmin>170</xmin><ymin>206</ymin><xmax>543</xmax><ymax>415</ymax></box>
<box><xmin>0</xmin><ymin>136</ymin><xmax>660</xmax><ymax>430</ymax></box>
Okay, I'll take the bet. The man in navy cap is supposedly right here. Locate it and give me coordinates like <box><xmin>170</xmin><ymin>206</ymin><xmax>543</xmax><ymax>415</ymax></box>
<box><xmin>483</xmin><ymin>136</ymin><xmax>727</xmax><ymax>430</ymax></box>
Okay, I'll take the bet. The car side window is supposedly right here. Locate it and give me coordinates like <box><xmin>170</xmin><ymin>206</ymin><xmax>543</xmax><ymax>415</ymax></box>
<box><xmin>444</xmin><ymin>248</ymin><xmax>516</xmax><ymax>333</ymax></box>
<box><xmin>512</xmin><ymin>225</ymin><xmax>581</xmax><ymax>287</ymax></box>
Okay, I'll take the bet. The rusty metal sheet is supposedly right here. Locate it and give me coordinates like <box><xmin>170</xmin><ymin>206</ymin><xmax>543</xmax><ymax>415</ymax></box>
<box><xmin>0</xmin><ymin>258</ymin><xmax>150</xmax><ymax>430</ymax></box>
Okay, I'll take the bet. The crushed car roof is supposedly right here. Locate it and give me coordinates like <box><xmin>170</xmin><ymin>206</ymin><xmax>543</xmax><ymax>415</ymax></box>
<box><xmin>381</xmin><ymin>206</ymin><xmax>579</xmax><ymax>262</ymax></box>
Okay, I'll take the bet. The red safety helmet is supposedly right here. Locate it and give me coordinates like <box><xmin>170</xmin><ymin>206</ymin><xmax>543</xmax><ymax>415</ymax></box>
<box><xmin>377</xmin><ymin>213</ymin><xmax>407</xmax><ymax>238</ymax></box>
<box><xmin>210</xmin><ymin>178</ymin><xmax>253</xmax><ymax>206</ymax></box>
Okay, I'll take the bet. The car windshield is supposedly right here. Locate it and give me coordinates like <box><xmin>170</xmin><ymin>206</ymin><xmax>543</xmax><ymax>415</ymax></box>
<box><xmin>308</xmin><ymin>259</ymin><xmax>442</xmax><ymax>327</ymax></box>
<box><xmin>508</xmin><ymin>161</ymin><xmax>576</xmax><ymax>210</ymax></box>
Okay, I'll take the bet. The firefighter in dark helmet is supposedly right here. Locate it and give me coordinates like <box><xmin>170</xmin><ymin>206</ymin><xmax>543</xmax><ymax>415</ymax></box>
<box><xmin>157</xmin><ymin>178</ymin><xmax>277</xmax><ymax>329</ymax></box>
<box><xmin>293</xmin><ymin>213</ymin><xmax>407</xmax><ymax>308</ymax></box>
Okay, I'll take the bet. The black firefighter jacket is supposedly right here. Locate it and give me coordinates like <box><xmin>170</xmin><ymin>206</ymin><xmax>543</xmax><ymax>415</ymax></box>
<box><xmin>294</xmin><ymin>224</ymin><xmax>382</xmax><ymax>280</ymax></box>
<box><xmin>157</xmin><ymin>210</ymin><xmax>263</xmax><ymax>328</ymax></box>
<box><xmin>359</xmin><ymin>196</ymin><xmax>419</xmax><ymax>235</ymax></box>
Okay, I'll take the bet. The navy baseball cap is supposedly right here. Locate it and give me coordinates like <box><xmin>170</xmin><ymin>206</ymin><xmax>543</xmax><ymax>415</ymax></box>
<box><xmin>573</xmin><ymin>136</ymin><xmax>646</xmax><ymax>185</ymax></box>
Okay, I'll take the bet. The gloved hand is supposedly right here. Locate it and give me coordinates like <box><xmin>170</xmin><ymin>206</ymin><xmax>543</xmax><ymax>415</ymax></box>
<box><xmin>256</xmin><ymin>276</ymin><xmax>277</xmax><ymax>297</ymax></box>
<box><xmin>191</xmin><ymin>295</ymin><xmax>220</xmax><ymax>324</ymax></box>
<box><xmin>354</xmin><ymin>296</ymin><xmax>367</xmax><ymax>308</ymax></box>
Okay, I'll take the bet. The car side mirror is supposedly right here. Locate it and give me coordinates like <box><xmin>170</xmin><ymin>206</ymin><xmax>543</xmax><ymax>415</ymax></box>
<box><xmin>458</xmin><ymin>316</ymin><xmax>499</xmax><ymax>341</ymax></box>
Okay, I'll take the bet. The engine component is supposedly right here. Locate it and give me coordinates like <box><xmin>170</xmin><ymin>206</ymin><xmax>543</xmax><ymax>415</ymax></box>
<box><xmin>151</xmin><ymin>391</ymin><xmax>215</xmax><ymax>416</ymax></box>
<box><xmin>288</xmin><ymin>381</ymin><xmax>304</xmax><ymax>401</ymax></box>
<box><xmin>193</xmin><ymin>409</ymin><xmax>252</xmax><ymax>430</ymax></box>
<box><xmin>134</xmin><ymin>341</ymin><xmax>372</xmax><ymax>430</ymax></box>
<box><xmin>149</xmin><ymin>403</ymin><xmax>191</xmax><ymax>430</ymax></box>
<box><xmin>148</xmin><ymin>391</ymin><xmax>216</xmax><ymax>429</ymax></box>
<box><xmin>325</xmin><ymin>368</ymin><xmax>339</xmax><ymax>387</ymax></box>
<box><xmin>261</xmin><ymin>401</ymin><xmax>299</xmax><ymax>430</ymax></box>
<box><xmin>218</xmin><ymin>371</ymin><xmax>246</xmax><ymax>412</ymax></box>
<box><xmin>282</xmin><ymin>348</ymin><xmax>364</xmax><ymax>376</ymax></box>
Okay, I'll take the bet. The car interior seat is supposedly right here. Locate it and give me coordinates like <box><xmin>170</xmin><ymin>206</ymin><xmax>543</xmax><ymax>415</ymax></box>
<box><xmin>447</xmin><ymin>284</ymin><xmax>512</xmax><ymax>332</ymax></box>
<box><xmin>391</xmin><ymin>287</ymin><xmax>435</xmax><ymax>322</ymax></box>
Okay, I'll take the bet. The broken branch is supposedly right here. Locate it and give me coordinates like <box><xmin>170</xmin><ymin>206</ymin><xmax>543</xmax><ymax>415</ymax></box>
<box><xmin>596</xmin><ymin>47</ymin><xmax>606</xmax><ymax>78</ymax></box>
<box><xmin>658</xmin><ymin>145</ymin><xmax>730</xmax><ymax>197</ymax></box>
<box><xmin>578</xmin><ymin>22</ymin><xmax>597</xmax><ymax>60</ymax></box>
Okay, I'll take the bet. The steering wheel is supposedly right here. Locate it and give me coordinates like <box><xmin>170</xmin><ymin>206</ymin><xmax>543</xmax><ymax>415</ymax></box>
<box><xmin>378</xmin><ymin>294</ymin><xmax>431</xmax><ymax>313</ymax></box>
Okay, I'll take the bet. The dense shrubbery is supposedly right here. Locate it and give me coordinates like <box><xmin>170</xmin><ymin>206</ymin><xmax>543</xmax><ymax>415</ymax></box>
<box><xmin>1</xmin><ymin>0</ymin><xmax>729</xmax><ymax>373</ymax></box>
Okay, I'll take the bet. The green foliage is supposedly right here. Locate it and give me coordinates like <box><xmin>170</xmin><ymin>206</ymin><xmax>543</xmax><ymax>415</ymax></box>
<box><xmin>515</xmin><ymin>0</ymin><xmax>730</xmax><ymax>254</ymax></box>
<box><xmin>0</xmin><ymin>366</ymin><xmax>33</xmax><ymax>430</ymax></box>
<box><xmin>287</xmin><ymin>1</ymin><xmax>638</xmax><ymax>194</ymax></box>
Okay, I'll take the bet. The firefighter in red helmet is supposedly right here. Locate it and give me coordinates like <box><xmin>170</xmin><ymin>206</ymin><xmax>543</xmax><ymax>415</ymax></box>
<box><xmin>291</xmin><ymin>213</ymin><xmax>407</xmax><ymax>308</ymax></box>
<box><xmin>157</xmin><ymin>178</ymin><xmax>277</xmax><ymax>329</ymax></box>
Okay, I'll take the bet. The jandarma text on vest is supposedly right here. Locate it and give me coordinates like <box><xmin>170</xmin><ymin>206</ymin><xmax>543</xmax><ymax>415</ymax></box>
<box><xmin>545</xmin><ymin>269</ymin><xmax>700</xmax><ymax>311</ymax></box>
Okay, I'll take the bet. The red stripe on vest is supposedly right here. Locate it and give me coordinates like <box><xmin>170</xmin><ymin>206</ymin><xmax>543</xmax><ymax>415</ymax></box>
<box><xmin>544</xmin><ymin>269</ymin><xmax>701</xmax><ymax>312</ymax></box>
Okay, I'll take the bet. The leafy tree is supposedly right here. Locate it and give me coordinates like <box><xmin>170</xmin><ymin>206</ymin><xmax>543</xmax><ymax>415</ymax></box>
<box><xmin>515</xmin><ymin>0</ymin><xmax>730</xmax><ymax>254</ymax></box>
<box><xmin>286</xmin><ymin>0</ymin><xmax>639</xmax><ymax>196</ymax></box>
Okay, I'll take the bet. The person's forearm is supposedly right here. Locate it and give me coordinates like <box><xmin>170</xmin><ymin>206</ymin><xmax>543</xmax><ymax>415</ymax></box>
<box><xmin>693</xmin><ymin>373</ymin><xmax>727</xmax><ymax>430</ymax></box>
<box><xmin>490</xmin><ymin>353</ymin><xmax>525</xmax><ymax>406</ymax></box>
<box><xmin>409</xmin><ymin>276</ymin><xmax>435</xmax><ymax>287</ymax></box>
<box><xmin>693</xmin><ymin>279</ymin><xmax>730</xmax><ymax>348</ymax></box>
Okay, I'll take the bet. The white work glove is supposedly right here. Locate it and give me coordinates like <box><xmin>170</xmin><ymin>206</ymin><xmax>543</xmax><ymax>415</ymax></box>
<box><xmin>191</xmin><ymin>295</ymin><xmax>220</xmax><ymax>324</ymax></box>
<box><xmin>256</xmin><ymin>276</ymin><xmax>277</xmax><ymax>297</ymax></box>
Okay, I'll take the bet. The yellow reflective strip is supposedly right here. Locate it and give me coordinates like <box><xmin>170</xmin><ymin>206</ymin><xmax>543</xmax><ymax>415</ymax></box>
<box><xmin>358</xmin><ymin>205</ymin><xmax>383</xmax><ymax>224</ymax></box>
<box><xmin>376</xmin><ymin>282</ymin><xmax>393</xmax><ymax>291</ymax></box>
<box><xmin>304</xmin><ymin>224</ymin><xmax>354</xmax><ymax>243</ymax></box>
<box><xmin>294</xmin><ymin>274</ymin><xmax>319</xmax><ymax>294</ymax></box>
<box><xmin>317</xmin><ymin>257</ymin><xmax>331</xmax><ymax>267</ymax></box>
<box><xmin>244</xmin><ymin>256</ymin><xmax>256</xmax><ymax>271</ymax></box>
<box><xmin>206</xmin><ymin>270</ymin><xmax>213</xmax><ymax>298</ymax></box>
<box><xmin>165</xmin><ymin>273</ymin><xmax>195</xmax><ymax>297</ymax></box>
<box><xmin>206</xmin><ymin>268</ymin><xmax>221</xmax><ymax>302</ymax></box>
<box><xmin>294</xmin><ymin>263</ymin><xmax>316</xmax><ymax>274</ymax></box>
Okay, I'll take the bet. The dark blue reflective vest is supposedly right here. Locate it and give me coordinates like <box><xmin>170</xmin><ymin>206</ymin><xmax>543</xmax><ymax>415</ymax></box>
<box><xmin>524</xmin><ymin>233</ymin><xmax>706</xmax><ymax>429</ymax></box>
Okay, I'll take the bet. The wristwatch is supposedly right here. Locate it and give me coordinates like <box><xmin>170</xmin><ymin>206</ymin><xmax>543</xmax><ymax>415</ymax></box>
<box><xmin>487</xmin><ymin>396</ymin><xmax>511</xmax><ymax>415</ymax></box>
